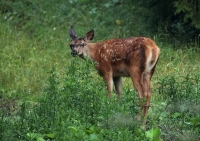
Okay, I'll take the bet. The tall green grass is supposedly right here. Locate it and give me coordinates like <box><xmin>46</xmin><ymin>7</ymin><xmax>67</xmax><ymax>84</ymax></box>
<box><xmin>0</xmin><ymin>60</ymin><xmax>146</xmax><ymax>140</ymax></box>
<box><xmin>1</xmin><ymin>59</ymin><xmax>199</xmax><ymax>140</ymax></box>
<box><xmin>0</xmin><ymin>18</ymin><xmax>69</xmax><ymax>100</ymax></box>
<box><xmin>0</xmin><ymin>0</ymin><xmax>200</xmax><ymax>140</ymax></box>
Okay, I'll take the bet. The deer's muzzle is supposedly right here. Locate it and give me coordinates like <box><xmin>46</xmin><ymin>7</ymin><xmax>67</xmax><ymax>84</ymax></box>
<box><xmin>71</xmin><ymin>50</ymin><xmax>77</xmax><ymax>57</ymax></box>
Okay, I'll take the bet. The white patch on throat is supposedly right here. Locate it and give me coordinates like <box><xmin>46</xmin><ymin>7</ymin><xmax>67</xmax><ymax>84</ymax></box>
<box><xmin>83</xmin><ymin>46</ymin><xmax>93</xmax><ymax>60</ymax></box>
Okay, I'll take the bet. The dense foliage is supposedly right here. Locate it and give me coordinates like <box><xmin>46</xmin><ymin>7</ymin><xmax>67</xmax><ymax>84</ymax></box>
<box><xmin>138</xmin><ymin>0</ymin><xmax>200</xmax><ymax>42</ymax></box>
<box><xmin>1</xmin><ymin>60</ymin><xmax>199</xmax><ymax>140</ymax></box>
<box><xmin>0</xmin><ymin>0</ymin><xmax>200</xmax><ymax>141</ymax></box>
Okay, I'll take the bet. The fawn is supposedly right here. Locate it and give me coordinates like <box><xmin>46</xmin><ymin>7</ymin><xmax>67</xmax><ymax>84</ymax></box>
<box><xmin>69</xmin><ymin>26</ymin><xmax>160</xmax><ymax>128</ymax></box>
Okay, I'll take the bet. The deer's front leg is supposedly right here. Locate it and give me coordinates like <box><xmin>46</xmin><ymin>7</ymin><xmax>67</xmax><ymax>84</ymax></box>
<box><xmin>102</xmin><ymin>72</ymin><xmax>113</xmax><ymax>98</ymax></box>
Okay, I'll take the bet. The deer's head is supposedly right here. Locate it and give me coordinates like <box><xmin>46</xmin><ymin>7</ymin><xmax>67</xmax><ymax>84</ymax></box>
<box><xmin>69</xmin><ymin>26</ymin><xmax>94</xmax><ymax>59</ymax></box>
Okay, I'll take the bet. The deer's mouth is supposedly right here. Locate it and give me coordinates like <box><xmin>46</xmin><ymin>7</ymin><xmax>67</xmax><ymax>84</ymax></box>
<box><xmin>71</xmin><ymin>50</ymin><xmax>77</xmax><ymax>57</ymax></box>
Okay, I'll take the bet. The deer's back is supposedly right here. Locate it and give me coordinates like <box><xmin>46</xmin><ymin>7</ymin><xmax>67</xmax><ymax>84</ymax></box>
<box><xmin>95</xmin><ymin>37</ymin><xmax>159</xmax><ymax>77</ymax></box>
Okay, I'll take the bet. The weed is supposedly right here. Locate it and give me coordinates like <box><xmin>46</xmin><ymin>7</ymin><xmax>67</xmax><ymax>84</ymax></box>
<box><xmin>0</xmin><ymin>0</ymin><xmax>200</xmax><ymax>140</ymax></box>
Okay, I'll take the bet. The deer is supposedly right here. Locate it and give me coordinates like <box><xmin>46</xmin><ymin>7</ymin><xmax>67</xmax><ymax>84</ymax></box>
<box><xmin>69</xmin><ymin>26</ymin><xmax>160</xmax><ymax>128</ymax></box>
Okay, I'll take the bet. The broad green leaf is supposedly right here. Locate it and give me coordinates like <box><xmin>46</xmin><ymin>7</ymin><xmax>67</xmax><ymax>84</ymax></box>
<box><xmin>46</xmin><ymin>133</ymin><xmax>54</xmax><ymax>138</ymax></box>
<box><xmin>26</xmin><ymin>133</ymin><xmax>43</xmax><ymax>139</ymax></box>
<box><xmin>172</xmin><ymin>112</ymin><xmax>181</xmax><ymax>118</ymax></box>
<box><xmin>190</xmin><ymin>116</ymin><xmax>200</xmax><ymax>125</ymax></box>
<box><xmin>145</xmin><ymin>127</ymin><xmax>162</xmax><ymax>141</ymax></box>
<box><xmin>68</xmin><ymin>126</ymin><xmax>77</xmax><ymax>133</ymax></box>
<box><xmin>90</xmin><ymin>133</ymin><xmax>98</xmax><ymax>141</ymax></box>
<box><xmin>37</xmin><ymin>137</ymin><xmax>45</xmax><ymax>141</ymax></box>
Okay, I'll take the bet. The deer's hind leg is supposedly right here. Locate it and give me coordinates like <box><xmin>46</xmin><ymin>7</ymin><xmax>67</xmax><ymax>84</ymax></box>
<box><xmin>142</xmin><ymin>72</ymin><xmax>151</xmax><ymax>126</ymax></box>
<box><xmin>142</xmin><ymin>62</ymin><xmax>158</xmax><ymax>126</ymax></box>
<box><xmin>129</xmin><ymin>67</ymin><xmax>145</xmax><ymax>118</ymax></box>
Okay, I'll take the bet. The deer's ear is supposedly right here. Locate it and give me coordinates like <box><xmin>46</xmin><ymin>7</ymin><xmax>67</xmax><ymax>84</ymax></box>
<box><xmin>85</xmin><ymin>30</ymin><xmax>94</xmax><ymax>41</ymax></box>
<box><xmin>69</xmin><ymin>26</ymin><xmax>77</xmax><ymax>40</ymax></box>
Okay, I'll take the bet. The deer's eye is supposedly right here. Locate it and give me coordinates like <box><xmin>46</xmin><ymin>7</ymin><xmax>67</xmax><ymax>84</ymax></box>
<box><xmin>70</xmin><ymin>44</ymin><xmax>75</xmax><ymax>49</ymax></box>
<box><xmin>81</xmin><ymin>43</ymin><xmax>85</xmax><ymax>47</ymax></box>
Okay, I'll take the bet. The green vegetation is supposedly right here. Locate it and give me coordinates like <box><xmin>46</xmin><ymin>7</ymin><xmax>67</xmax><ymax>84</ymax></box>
<box><xmin>139</xmin><ymin>0</ymin><xmax>200</xmax><ymax>42</ymax></box>
<box><xmin>0</xmin><ymin>0</ymin><xmax>200</xmax><ymax>140</ymax></box>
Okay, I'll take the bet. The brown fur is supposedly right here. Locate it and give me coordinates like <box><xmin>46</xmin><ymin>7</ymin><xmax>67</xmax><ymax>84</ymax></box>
<box><xmin>69</xmin><ymin>26</ymin><xmax>160</xmax><ymax>128</ymax></box>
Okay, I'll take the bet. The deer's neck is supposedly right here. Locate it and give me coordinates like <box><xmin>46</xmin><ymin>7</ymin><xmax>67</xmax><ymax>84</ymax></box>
<box><xmin>85</xmin><ymin>43</ymin><xmax>100</xmax><ymax>62</ymax></box>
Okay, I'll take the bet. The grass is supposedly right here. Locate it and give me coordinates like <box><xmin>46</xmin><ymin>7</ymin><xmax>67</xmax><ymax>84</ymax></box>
<box><xmin>0</xmin><ymin>0</ymin><xmax>200</xmax><ymax>140</ymax></box>
<box><xmin>0</xmin><ymin>17</ymin><xmax>68</xmax><ymax>100</ymax></box>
